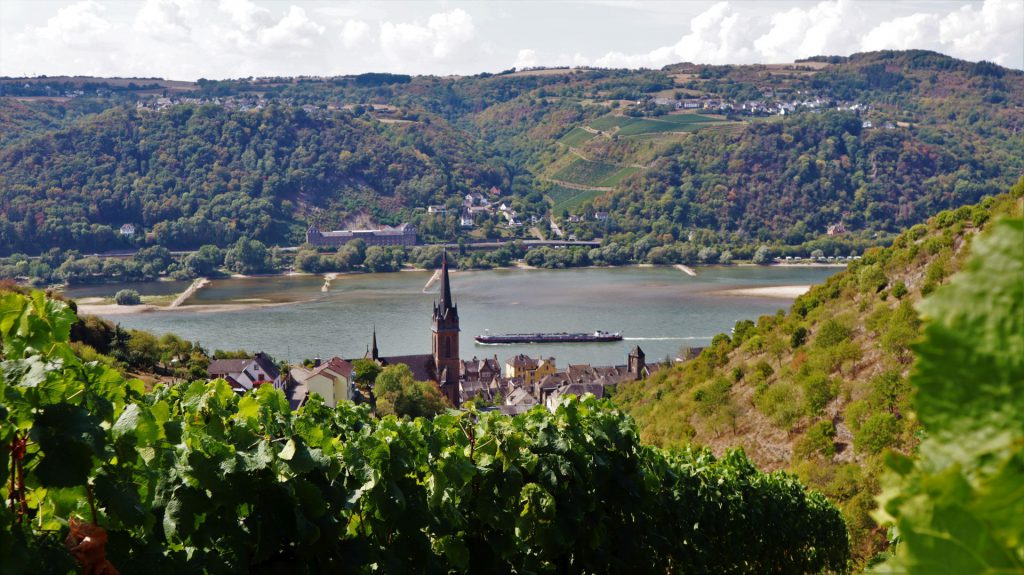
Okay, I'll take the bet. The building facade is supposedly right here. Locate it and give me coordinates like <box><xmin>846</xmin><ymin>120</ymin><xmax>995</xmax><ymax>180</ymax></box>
<box><xmin>306</xmin><ymin>223</ymin><xmax>416</xmax><ymax>247</ymax></box>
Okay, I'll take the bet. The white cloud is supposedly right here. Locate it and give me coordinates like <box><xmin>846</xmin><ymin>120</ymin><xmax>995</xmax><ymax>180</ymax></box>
<box><xmin>753</xmin><ymin>0</ymin><xmax>860</xmax><ymax>62</ymax></box>
<box><xmin>514</xmin><ymin>48</ymin><xmax>539</xmax><ymax>68</ymax></box>
<box><xmin>257</xmin><ymin>6</ymin><xmax>324</xmax><ymax>48</ymax></box>
<box><xmin>340</xmin><ymin>20</ymin><xmax>371</xmax><ymax>49</ymax></box>
<box><xmin>2</xmin><ymin>1</ymin><xmax>1020</xmax><ymax>80</ymax></box>
<box><xmin>218</xmin><ymin>0</ymin><xmax>271</xmax><ymax>32</ymax></box>
<box><xmin>34</xmin><ymin>0</ymin><xmax>115</xmax><ymax>47</ymax></box>
<box><xmin>134</xmin><ymin>0</ymin><xmax>196</xmax><ymax>41</ymax></box>
<box><xmin>379</xmin><ymin>9</ymin><xmax>477</xmax><ymax>61</ymax></box>
<box><xmin>580</xmin><ymin>0</ymin><xmax>1023</xmax><ymax>70</ymax></box>
<box><xmin>861</xmin><ymin>13</ymin><xmax>940</xmax><ymax>52</ymax></box>
<box><xmin>593</xmin><ymin>2</ymin><xmax>753</xmax><ymax>67</ymax></box>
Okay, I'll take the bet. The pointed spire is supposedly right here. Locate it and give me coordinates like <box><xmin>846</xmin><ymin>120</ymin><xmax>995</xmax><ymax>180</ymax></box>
<box><xmin>439</xmin><ymin>249</ymin><xmax>454</xmax><ymax>314</ymax></box>
<box><xmin>371</xmin><ymin>325</ymin><xmax>379</xmax><ymax>360</ymax></box>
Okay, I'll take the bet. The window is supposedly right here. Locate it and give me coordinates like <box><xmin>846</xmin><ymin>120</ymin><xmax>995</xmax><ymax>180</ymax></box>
<box><xmin>445</xmin><ymin>338</ymin><xmax>451</xmax><ymax>358</ymax></box>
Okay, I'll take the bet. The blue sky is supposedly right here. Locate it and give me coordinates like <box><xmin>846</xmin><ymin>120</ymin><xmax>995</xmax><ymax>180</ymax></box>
<box><xmin>1</xmin><ymin>0</ymin><xmax>1021</xmax><ymax>79</ymax></box>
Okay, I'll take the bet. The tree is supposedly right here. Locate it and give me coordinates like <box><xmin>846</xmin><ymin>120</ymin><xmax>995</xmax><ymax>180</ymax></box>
<box><xmin>374</xmin><ymin>364</ymin><xmax>447</xmax><ymax>418</ymax></box>
<box><xmin>752</xmin><ymin>245</ymin><xmax>772</xmax><ymax>264</ymax></box>
<box><xmin>114</xmin><ymin>289</ymin><xmax>141</xmax><ymax>305</ymax></box>
<box><xmin>352</xmin><ymin>358</ymin><xmax>382</xmax><ymax>388</ymax></box>
<box><xmin>182</xmin><ymin>245</ymin><xmax>223</xmax><ymax>277</ymax></box>
<box><xmin>224</xmin><ymin>238</ymin><xmax>272</xmax><ymax>275</ymax></box>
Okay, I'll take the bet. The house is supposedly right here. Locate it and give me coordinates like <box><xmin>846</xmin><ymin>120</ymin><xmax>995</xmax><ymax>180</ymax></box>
<box><xmin>593</xmin><ymin>211</ymin><xmax>609</xmax><ymax>221</ymax></box>
<box><xmin>297</xmin><ymin>357</ymin><xmax>354</xmax><ymax>408</ymax></box>
<box><xmin>460</xmin><ymin>209</ymin><xmax>475</xmax><ymax>228</ymax></box>
<box><xmin>427</xmin><ymin>205</ymin><xmax>448</xmax><ymax>215</ymax></box>
<box><xmin>545</xmin><ymin>382</ymin><xmax>605</xmax><ymax>412</ymax></box>
<box><xmin>119</xmin><ymin>224</ymin><xmax>136</xmax><ymax>236</ymax></box>
<box><xmin>504</xmin><ymin>354</ymin><xmax>557</xmax><ymax>388</ymax></box>
<box><xmin>827</xmin><ymin>222</ymin><xmax>848</xmax><ymax>236</ymax></box>
<box><xmin>207</xmin><ymin>352</ymin><xmax>283</xmax><ymax>393</ymax></box>
<box><xmin>306</xmin><ymin>223</ymin><xmax>417</xmax><ymax>247</ymax></box>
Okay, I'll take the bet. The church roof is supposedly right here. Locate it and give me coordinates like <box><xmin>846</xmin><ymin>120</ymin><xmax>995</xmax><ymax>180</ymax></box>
<box><xmin>379</xmin><ymin>354</ymin><xmax>436</xmax><ymax>382</ymax></box>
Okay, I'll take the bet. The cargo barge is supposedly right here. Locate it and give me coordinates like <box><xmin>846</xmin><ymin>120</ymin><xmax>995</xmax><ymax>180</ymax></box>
<box><xmin>475</xmin><ymin>331</ymin><xmax>622</xmax><ymax>344</ymax></box>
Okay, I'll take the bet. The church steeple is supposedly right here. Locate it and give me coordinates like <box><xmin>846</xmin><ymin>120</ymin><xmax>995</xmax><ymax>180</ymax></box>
<box><xmin>371</xmin><ymin>325</ymin><xmax>379</xmax><ymax>361</ymax></box>
<box><xmin>437</xmin><ymin>249</ymin><xmax>456</xmax><ymax>320</ymax></box>
<box><xmin>432</xmin><ymin>249</ymin><xmax>460</xmax><ymax>405</ymax></box>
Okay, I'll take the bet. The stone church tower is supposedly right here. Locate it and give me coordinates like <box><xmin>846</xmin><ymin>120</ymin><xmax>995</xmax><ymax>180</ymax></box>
<box><xmin>628</xmin><ymin>345</ymin><xmax>646</xmax><ymax>380</ymax></box>
<box><xmin>432</xmin><ymin>251</ymin><xmax>460</xmax><ymax>405</ymax></box>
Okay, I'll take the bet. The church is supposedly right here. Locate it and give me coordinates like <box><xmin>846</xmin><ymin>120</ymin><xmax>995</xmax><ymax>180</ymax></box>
<box><xmin>364</xmin><ymin>250</ymin><xmax>462</xmax><ymax>406</ymax></box>
<box><xmin>362</xmin><ymin>249</ymin><xmax>663</xmax><ymax>410</ymax></box>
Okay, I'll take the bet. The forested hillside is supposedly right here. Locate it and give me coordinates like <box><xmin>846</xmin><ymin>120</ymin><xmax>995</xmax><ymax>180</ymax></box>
<box><xmin>1</xmin><ymin>50</ymin><xmax>1021</xmax><ymax>257</ymax></box>
<box><xmin>0</xmin><ymin>104</ymin><xmax>500</xmax><ymax>254</ymax></box>
<box><xmin>612</xmin><ymin>178</ymin><xmax>1024</xmax><ymax>563</ymax></box>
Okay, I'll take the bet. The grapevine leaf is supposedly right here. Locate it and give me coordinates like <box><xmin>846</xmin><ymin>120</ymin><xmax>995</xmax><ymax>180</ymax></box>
<box><xmin>93</xmin><ymin>473</ymin><xmax>151</xmax><ymax>530</ymax></box>
<box><xmin>30</xmin><ymin>404</ymin><xmax>103</xmax><ymax>487</ymax></box>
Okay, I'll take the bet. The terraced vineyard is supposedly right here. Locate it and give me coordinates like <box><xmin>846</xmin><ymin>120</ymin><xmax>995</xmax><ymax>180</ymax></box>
<box><xmin>552</xmin><ymin>157</ymin><xmax>621</xmax><ymax>186</ymax></box>
<box><xmin>558</xmin><ymin>126</ymin><xmax>597</xmax><ymax>146</ymax></box>
<box><xmin>585</xmin><ymin>113</ymin><xmax>728</xmax><ymax>136</ymax></box>
<box><xmin>548</xmin><ymin>184</ymin><xmax>608</xmax><ymax>214</ymax></box>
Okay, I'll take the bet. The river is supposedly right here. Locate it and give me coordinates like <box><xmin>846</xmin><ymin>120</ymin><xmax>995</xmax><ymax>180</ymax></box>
<box><xmin>65</xmin><ymin>266</ymin><xmax>839</xmax><ymax>367</ymax></box>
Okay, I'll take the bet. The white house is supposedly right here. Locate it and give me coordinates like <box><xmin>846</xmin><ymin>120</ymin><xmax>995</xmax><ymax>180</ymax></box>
<box><xmin>119</xmin><ymin>224</ymin><xmax>136</xmax><ymax>236</ymax></box>
<box><xmin>297</xmin><ymin>357</ymin><xmax>354</xmax><ymax>407</ymax></box>
<box><xmin>207</xmin><ymin>352</ymin><xmax>284</xmax><ymax>393</ymax></box>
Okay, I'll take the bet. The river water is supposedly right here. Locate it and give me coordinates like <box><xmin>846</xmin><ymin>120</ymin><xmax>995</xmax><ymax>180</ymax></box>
<box><xmin>66</xmin><ymin>266</ymin><xmax>838</xmax><ymax>367</ymax></box>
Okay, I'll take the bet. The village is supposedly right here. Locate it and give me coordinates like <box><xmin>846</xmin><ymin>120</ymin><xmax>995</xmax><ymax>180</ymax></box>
<box><xmin>205</xmin><ymin>250</ymin><xmax>673</xmax><ymax>415</ymax></box>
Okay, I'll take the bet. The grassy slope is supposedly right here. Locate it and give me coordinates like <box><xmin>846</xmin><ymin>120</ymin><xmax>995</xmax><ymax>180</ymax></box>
<box><xmin>613</xmin><ymin>178</ymin><xmax>1024</xmax><ymax>563</ymax></box>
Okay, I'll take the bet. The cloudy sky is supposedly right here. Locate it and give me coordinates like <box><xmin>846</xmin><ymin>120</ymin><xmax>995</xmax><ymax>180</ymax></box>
<box><xmin>1</xmin><ymin>0</ymin><xmax>1021</xmax><ymax>80</ymax></box>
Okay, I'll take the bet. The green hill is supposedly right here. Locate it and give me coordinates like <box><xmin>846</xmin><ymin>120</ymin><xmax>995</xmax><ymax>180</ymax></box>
<box><xmin>1</xmin><ymin>50</ymin><xmax>1021</xmax><ymax>259</ymax></box>
<box><xmin>612</xmin><ymin>177</ymin><xmax>1024</xmax><ymax>563</ymax></box>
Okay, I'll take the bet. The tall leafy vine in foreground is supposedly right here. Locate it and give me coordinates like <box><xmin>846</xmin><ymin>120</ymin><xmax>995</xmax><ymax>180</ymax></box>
<box><xmin>873</xmin><ymin>217</ymin><xmax>1024</xmax><ymax>573</ymax></box>
<box><xmin>0</xmin><ymin>290</ymin><xmax>849</xmax><ymax>574</ymax></box>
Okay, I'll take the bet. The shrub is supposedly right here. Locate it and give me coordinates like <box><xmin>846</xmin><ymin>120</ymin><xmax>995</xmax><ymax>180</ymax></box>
<box><xmin>756</xmin><ymin>381</ymin><xmax>803</xmax><ymax>428</ymax></box>
<box><xmin>891</xmin><ymin>281</ymin><xmax>908</xmax><ymax>299</ymax></box>
<box><xmin>791</xmin><ymin>325</ymin><xmax>808</xmax><ymax>348</ymax></box>
<box><xmin>802</xmin><ymin>373</ymin><xmax>836</xmax><ymax>415</ymax></box>
<box><xmin>854</xmin><ymin>412</ymin><xmax>899</xmax><ymax>454</ymax></box>
<box><xmin>858</xmin><ymin>263</ymin><xmax>888</xmax><ymax>293</ymax></box>
<box><xmin>795</xmin><ymin>420</ymin><xmax>837</xmax><ymax>459</ymax></box>
<box><xmin>114</xmin><ymin>289</ymin><xmax>141</xmax><ymax>305</ymax></box>
<box><xmin>816</xmin><ymin>318</ymin><xmax>852</xmax><ymax>348</ymax></box>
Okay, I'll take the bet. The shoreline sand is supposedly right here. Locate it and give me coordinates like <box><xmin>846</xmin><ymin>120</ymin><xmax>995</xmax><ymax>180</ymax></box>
<box><xmin>711</xmin><ymin>285</ymin><xmax>812</xmax><ymax>298</ymax></box>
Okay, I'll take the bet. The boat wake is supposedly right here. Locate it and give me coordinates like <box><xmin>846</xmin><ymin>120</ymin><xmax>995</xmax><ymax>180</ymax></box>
<box><xmin>623</xmin><ymin>336</ymin><xmax>712</xmax><ymax>341</ymax></box>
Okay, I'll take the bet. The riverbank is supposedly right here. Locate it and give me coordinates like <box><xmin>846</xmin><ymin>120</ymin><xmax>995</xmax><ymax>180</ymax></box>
<box><xmin>75</xmin><ymin>298</ymin><xmax>301</xmax><ymax>317</ymax></box>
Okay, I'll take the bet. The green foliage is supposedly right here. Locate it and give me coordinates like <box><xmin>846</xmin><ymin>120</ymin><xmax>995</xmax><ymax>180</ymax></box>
<box><xmin>796</xmin><ymin>420</ymin><xmax>837</xmax><ymax>460</ymax></box>
<box><xmin>113</xmin><ymin>289</ymin><xmax>140</xmax><ymax>306</ymax></box>
<box><xmin>874</xmin><ymin>218</ymin><xmax>1024</xmax><ymax>573</ymax></box>
<box><xmin>0</xmin><ymin>290</ymin><xmax>851</xmax><ymax>573</ymax></box>
<box><xmin>854</xmin><ymin>413</ymin><xmax>899</xmax><ymax>455</ymax></box>
<box><xmin>791</xmin><ymin>325</ymin><xmax>808</xmax><ymax>348</ymax></box>
<box><xmin>224</xmin><ymin>237</ymin><xmax>273</xmax><ymax>274</ymax></box>
<box><xmin>858</xmin><ymin>264</ymin><xmax>888</xmax><ymax>293</ymax></box>
<box><xmin>373</xmin><ymin>364</ymin><xmax>447</xmax><ymax>419</ymax></box>
<box><xmin>817</xmin><ymin>318</ymin><xmax>853</xmax><ymax>348</ymax></box>
<box><xmin>756</xmin><ymin>381</ymin><xmax>803</xmax><ymax>428</ymax></box>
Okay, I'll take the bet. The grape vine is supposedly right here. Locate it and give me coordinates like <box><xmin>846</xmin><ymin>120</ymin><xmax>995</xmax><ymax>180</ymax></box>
<box><xmin>0</xmin><ymin>290</ymin><xmax>849</xmax><ymax>573</ymax></box>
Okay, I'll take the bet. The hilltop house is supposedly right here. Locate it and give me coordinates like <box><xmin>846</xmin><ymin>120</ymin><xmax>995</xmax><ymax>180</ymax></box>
<box><xmin>207</xmin><ymin>352</ymin><xmax>283</xmax><ymax>393</ymax></box>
